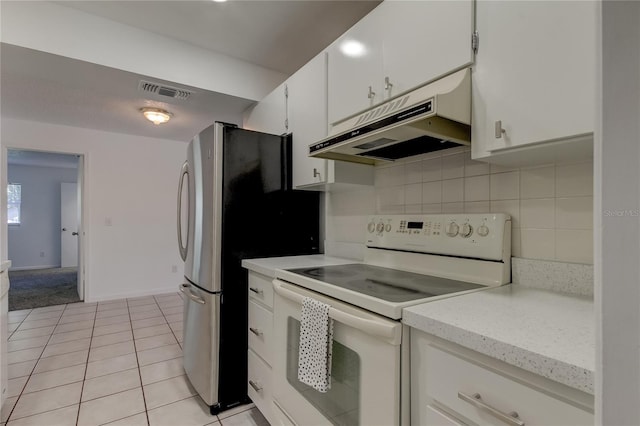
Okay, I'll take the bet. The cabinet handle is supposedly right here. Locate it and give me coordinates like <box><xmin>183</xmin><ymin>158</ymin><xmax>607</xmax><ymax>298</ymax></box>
<box><xmin>458</xmin><ymin>392</ymin><xmax>525</xmax><ymax>426</ymax></box>
<box><xmin>384</xmin><ymin>76</ymin><xmax>393</xmax><ymax>91</ymax></box>
<box><xmin>368</xmin><ymin>86</ymin><xmax>376</xmax><ymax>100</ymax></box>
<box><xmin>313</xmin><ymin>168</ymin><xmax>321</xmax><ymax>179</ymax></box>
<box><xmin>495</xmin><ymin>120</ymin><xmax>507</xmax><ymax>139</ymax></box>
<box><xmin>249</xmin><ymin>327</ymin><xmax>263</xmax><ymax>336</ymax></box>
<box><xmin>249</xmin><ymin>287</ymin><xmax>263</xmax><ymax>295</ymax></box>
<box><xmin>249</xmin><ymin>380</ymin><xmax>263</xmax><ymax>392</ymax></box>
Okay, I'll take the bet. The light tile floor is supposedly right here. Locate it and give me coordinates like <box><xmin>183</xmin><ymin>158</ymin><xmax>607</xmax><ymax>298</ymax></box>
<box><xmin>2</xmin><ymin>293</ymin><xmax>269</xmax><ymax>426</ymax></box>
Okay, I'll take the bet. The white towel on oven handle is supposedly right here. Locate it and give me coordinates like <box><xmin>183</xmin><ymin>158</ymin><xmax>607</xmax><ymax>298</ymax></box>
<box><xmin>297</xmin><ymin>296</ymin><xmax>333</xmax><ymax>393</ymax></box>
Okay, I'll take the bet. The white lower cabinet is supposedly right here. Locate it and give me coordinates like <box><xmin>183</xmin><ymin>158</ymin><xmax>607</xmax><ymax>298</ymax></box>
<box><xmin>248</xmin><ymin>300</ymin><xmax>273</xmax><ymax>366</ymax></box>
<box><xmin>411</xmin><ymin>329</ymin><xmax>594</xmax><ymax>426</ymax></box>
<box><xmin>247</xmin><ymin>271</ymin><xmax>274</xmax><ymax>424</ymax></box>
<box><xmin>248</xmin><ymin>348</ymin><xmax>273</xmax><ymax>422</ymax></box>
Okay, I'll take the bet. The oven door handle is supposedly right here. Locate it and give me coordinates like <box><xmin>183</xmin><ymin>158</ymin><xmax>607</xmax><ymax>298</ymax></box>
<box><xmin>273</xmin><ymin>279</ymin><xmax>401</xmax><ymax>345</ymax></box>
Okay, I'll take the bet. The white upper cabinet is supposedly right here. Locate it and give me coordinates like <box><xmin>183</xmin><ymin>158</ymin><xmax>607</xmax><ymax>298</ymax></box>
<box><xmin>381</xmin><ymin>0</ymin><xmax>475</xmax><ymax>98</ymax></box>
<box><xmin>471</xmin><ymin>0</ymin><xmax>596</xmax><ymax>162</ymax></box>
<box><xmin>287</xmin><ymin>52</ymin><xmax>330</xmax><ymax>188</ymax></box>
<box><xmin>327</xmin><ymin>8</ymin><xmax>384</xmax><ymax>125</ymax></box>
<box><xmin>328</xmin><ymin>0</ymin><xmax>474</xmax><ymax>125</ymax></box>
<box><xmin>243</xmin><ymin>82</ymin><xmax>287</xmax><ymax>136</ymax></box>
<box><xmin>244</xmin><ymin>53</ymin><xmax>374</xmax><ymax>191</ymax></box>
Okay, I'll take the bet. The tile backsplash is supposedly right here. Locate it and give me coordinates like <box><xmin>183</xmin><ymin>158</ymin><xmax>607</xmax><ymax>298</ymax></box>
<box><xmin>373</xmin><ymin>148</ymin><xmax>594</xmax><ymax>264</ymax></box>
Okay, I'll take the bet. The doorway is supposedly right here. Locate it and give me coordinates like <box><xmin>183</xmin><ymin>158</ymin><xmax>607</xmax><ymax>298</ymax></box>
<box><xmin>6</xmin><ymin>149</ymin><xmax>85</xmax><ymax>311</ymax></box>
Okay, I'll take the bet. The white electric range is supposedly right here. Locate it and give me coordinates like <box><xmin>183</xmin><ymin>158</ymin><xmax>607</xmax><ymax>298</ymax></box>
<box><xmin>271</xmin><ymin>213</ymin><xmax>511</xmax><ymax>426</ymax></box>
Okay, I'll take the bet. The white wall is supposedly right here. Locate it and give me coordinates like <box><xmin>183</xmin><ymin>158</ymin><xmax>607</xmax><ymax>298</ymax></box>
<box><xmin>7</xmin><ymin>164</ymin><xmax>77</xmax><ymax>270</ymax></box>
<box><xmin>0</xmin><ymin>117</ymin><xmax>209</xmax><ymax>302</ymax></box>
<box><xmin>325</xmin><ymin>147</ymin><xmax>594</xmax><ymax>265</ymax></box>
<box><xmin>597</xmin><ymin>2</ymin><xmax>640</xmax><ymax>423</ymax></box>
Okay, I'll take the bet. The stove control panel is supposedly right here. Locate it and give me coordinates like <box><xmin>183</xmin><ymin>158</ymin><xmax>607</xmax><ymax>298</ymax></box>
<box><xmin>366</xmin><ymin>214</ymin><xmax>511</xmax><ymax>262</ymax></box>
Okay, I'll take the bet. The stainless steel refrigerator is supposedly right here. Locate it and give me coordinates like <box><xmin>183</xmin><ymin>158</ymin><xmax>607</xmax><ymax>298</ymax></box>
<box><xmin>176</xmin><ymin>122</ymin><xmax>320</xmax><ymax>414</ymax></box>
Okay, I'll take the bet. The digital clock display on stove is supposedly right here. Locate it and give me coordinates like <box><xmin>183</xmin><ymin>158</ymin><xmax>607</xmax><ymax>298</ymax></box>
<box><xmin>407</xmin><ymin>222</ymin><xmax>423</xmax><ymax>229</ymax></box>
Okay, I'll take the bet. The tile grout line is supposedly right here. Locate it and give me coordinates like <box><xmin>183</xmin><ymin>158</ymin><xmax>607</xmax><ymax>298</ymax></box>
<box><xmin>154</xmin><ymin>292</ymin><xmax>183</xmax><ymax>349</ymax></box>
<box><xmin>74</xmin><ymin>302</ymin><xmax>99</xmax><ymax>426</ymax></box>
<box><xmin>4</xmin><ymin>296</ymin><xmax>220</xmax><ymax>426</ymax></box>
<box><xmin>156</xmin><ymin>293</ymin><xmax>226</xmax><ymax>424</ymax></box>
<box><xmin>5</xmin><ymin>303</ymin><xmax>80</xmax><ymax>424</ymax></box>
<box><xmin>7</xmin><ymin>309</ymin><xmax>33</xmax><ymax>340</ymax></box>
<box><xmin>127</xmin><ymin>298</ymin><xmax>151</xmax><ymax>426</ymax></box>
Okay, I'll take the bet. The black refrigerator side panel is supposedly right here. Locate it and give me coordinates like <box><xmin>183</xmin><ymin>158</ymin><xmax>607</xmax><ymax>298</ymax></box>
<box><xmin>260</xmin><ymin>190</ymin><xmax>321</xmax><ymax>257</ymax></box>
<box><xmin>216</xmin><ymin>127</ymin><xmax>277</xmax><ymax>410</ymax></box>
<box><xmin>217</xmin><ymin>127</ymin><xmax>321</xmax><ymax>410</ymax></box>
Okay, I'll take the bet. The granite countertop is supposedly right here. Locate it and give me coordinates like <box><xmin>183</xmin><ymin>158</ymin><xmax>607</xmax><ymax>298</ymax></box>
<box><xmin>403</xmin><ymin>284</ymin><xmax>594</xmax><ymax>395</ymax></box>
<box><xmin>241</xmin><ymin>254</ymin><xmax>356</xmax><ymax>278</ymax></box>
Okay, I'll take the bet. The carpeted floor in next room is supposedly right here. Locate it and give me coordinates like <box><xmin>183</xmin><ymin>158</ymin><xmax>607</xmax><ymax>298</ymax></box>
<box><xmin>8</xmin><ymin>267</ymin><xmax>81</xmax><ymax>311</ymax></box>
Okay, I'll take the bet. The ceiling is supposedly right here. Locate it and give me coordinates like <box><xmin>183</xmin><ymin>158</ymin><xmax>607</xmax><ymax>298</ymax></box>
<box><xmin>56</xmin><ymin>1</ymin><xmax>381</xmax><ymax>76</ymax></box>
<box><xmin>1</xmin><ymin>44</ymin><xmax>254</xmax><ymax>142</ymax></box>
<box><xmin>1</xmin><ymin>1</ymin><xmax>381</xmax><ymax>142</ymax></box>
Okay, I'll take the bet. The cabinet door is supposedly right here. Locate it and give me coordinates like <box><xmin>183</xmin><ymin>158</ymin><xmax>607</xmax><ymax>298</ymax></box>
<box><xmin>381</xmin><ymin>0</ymin><xmax>474</xmax><ymax>99</ymax></box>
<box><xmin>327</xmin><ymin>6</ymin><xmax>384</xmax><ymax>124</ymax></box>
<box><xmin>472</xmin><ymin>0</ymin><xmax>596</xmax><ymax>160</ymax></box>
<box><xmin>243</xmin><ymin>82</ymin><xmax>287</xmax><ymax>136</ymax></box>
<box><xmin>288</xmin><ymin>52</ymin><xmax>329</xmax><ymax>188</ymax></box>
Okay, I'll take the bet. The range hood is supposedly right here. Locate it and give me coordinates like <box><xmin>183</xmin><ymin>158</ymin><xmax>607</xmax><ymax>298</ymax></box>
<box><xmin>310</xmin><ymin>68</ymin><xmax>471</xmax><ymax>165</ymax></box>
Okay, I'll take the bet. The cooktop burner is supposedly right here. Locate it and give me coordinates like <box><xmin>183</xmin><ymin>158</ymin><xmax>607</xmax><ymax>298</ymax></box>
<box><xmin>287</xmin><ymin>263</ymin><xmax>484</xmax><ymax>303</ymax></box>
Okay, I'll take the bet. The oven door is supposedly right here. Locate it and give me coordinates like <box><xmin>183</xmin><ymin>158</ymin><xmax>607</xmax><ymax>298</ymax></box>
<box><xmin>272</xmin><ymin>278</ymin><xmax>402</xmax><ymax>426</ymax></box>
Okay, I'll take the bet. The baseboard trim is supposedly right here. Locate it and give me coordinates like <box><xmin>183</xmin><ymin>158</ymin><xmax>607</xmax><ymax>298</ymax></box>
<box><xmin>85</xmin><ymin>286</ymin><xmax>180</xmax><ymax>303</ymax></box>
<box><xmin>9</xmin><ymin>264</ymin><xmax>61</xmax><ymax>272</ymax></box>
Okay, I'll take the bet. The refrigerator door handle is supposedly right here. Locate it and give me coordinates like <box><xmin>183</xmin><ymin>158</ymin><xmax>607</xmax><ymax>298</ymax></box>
<box><xmin>179</xmin><ymin>283</ymin><xmax>206</xmax><ymax>305</ymax></box>
<box><xmin>177</xmin><ymin>161</ymin><xmax>190</xmax><ymax>261</ymax></box>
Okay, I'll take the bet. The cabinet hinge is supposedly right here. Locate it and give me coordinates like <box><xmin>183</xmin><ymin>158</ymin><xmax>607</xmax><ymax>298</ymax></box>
<box><xmin>472</xmin><ymin>30</ymin><xmax>479</xmax><ymax>54</ymax></box>
<box><xmin>284</xmin><ymin>84</ymin><xmax>289</xmax><ymax>131</ymax></box>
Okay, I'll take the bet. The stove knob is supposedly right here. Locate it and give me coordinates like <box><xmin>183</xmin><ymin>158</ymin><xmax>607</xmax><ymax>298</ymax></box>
<box><xmin>376</xmin><ymin>222</ymin><xmax>384</xmax><ymax>233</ymax></box>
<box><xmin>384</xmin><ymin>223</ymin><xmax>392</xmax><ymax>232</ymax></box>
<box><xmin>461</xmin><ymin>223</ymin><xmax>473</xmax><ymax>238</ymax></box>
<box><xmin>367</xmin><ymin>222</ymin><xmax>376</xmax><ymax>233</ymax></box>
<box><xmin>445</xmin><ymin>222</ymin><xmax>459</xmax><ymax>237</ymax></box>
<box><xmin>477</xmin><ymin>224</ymin><xmax>490</xmax><ymax>237</ymax></box>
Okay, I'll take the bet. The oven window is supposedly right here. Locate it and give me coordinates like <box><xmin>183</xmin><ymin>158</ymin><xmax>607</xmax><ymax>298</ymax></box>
<box><xmin>286</xmin><ymin>317</ymin><xmax>361</xmax><ymax>425</ymax></box>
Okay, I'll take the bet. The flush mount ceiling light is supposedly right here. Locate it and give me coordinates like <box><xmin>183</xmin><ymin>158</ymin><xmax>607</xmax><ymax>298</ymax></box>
<box><xmin>212</xmin><ymin>0</ymin><xmax>227</xmax><ymax>2</ymax></box>
<box><xmin>140</xmin><ymin>107</ymin><xmax>172</xmax><ymax>125</ymax></box>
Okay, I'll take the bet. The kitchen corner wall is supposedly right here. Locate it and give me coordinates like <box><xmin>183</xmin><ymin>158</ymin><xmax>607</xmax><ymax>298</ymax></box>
<box><xmin>325</xmin><ymin>147</ymin><xmax>594</xmax><ymax>264</ymax></box>
<box><xmin>1</xmin><ymin>117</ymin><xmax>191</xmax><ymax>301</ymax></box>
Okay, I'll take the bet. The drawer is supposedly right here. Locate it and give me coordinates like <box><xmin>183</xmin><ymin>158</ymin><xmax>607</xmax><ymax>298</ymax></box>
<box><xmin>424</xmin><ymin>345</ymin><xmax>593</xmax><ymax>426</ymax></box>
<box><xmin>248</xmin><ymin>348</ymin><xmax>273</xmax><ymax>424</ymax></box>
<box><xmin>248</xmin><ymin>272</ymin><xmax>274</xmax><ymax>309</ymax></box>
<box><xmin>248</xmin><ymin>300</ymin><xmax>273</xmax><ymax>365</ymax></box>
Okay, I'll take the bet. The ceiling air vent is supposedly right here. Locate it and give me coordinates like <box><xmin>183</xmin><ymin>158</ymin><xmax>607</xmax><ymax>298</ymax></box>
<box><xmin>138</xmin><ymin>80</ymin><xmax>193</xmax><ymax>100</ymax></box>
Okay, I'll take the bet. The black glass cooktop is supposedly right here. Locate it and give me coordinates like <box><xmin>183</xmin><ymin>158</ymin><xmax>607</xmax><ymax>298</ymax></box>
<box><xmin>286</xmin><ymin>263</ymin><xmax>484</xmax><ymax>303</ymax></box>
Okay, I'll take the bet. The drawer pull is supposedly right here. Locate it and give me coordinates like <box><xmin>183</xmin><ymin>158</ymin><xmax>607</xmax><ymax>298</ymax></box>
<box><xmin>249</xmin><ymin>287</ymin><xmax>263</xmax><ymax>295</ymax></box>
<box><xmin>249</xmin><ymin>380</ymin><xmax>263</xmax><ymax>392</ymax></box>
<box><xmin>249</xmin><ymin>327</ymin><xmax>263</xmax><ymax>336</ymax></box>
<box><xmin>458</xmin><ymin>392</ymin><xmax>525</xmax><ymax>426</ymax></box>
